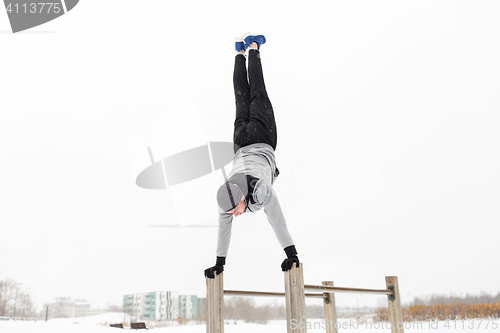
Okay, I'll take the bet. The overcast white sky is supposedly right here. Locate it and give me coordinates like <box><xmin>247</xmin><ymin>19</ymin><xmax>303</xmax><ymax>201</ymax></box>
<box><xmin>1</xmin><ymin>0</ymin><xmax>499</xmax><ymax>310</ymax></box>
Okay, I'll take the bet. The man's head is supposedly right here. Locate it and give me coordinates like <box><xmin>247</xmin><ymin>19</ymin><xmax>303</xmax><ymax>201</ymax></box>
<box><xmin>225</xmin><ymin>196</ymin><xmax>246</xmax><ymax>217</ymax></box>
<box><xmin>216</xmin><ymin>180</ymin><xmax>247</xmax><ymax>217</ymax></box>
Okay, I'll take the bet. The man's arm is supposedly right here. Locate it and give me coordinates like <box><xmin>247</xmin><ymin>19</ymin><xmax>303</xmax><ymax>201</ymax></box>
<box><xmin>254</xmin><ymin>180</ymin><xmax>295</xmax><ymax>249</ymax></box>
<box><xmin>255</xmin><ymin>180</ymin><xmax>299</xmax><ymax>271</ymax></box>
<box><xmin>216</xmin><ymin>210</ymin><xmax>233</xmax><ymax>257</ymax></box>
<box><xmin>205</xmin><ymin>209</ymin><xmax>233</xmax><ymax>279</ymax></box>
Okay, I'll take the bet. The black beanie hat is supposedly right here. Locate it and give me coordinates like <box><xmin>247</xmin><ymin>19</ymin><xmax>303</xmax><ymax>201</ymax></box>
<box><xmin>217</xmin><ymin>182</ymin><xmax>244</xmax><ymax>212</ymax></box>
<box><xmin>216</xmin><ymin>173</ymin><xmax>250</xmax><ymax>212</ymax></box>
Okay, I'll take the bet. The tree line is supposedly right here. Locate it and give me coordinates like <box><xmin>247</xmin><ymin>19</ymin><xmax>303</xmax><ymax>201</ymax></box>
<box><xmin>221</xmin><ymin>291</ymin><xmax>500</xmax><ymax>323</ymax></box>
<box><xmin>374</xmin><ymin>301</ymin><xmax>500</xmax><ymax>322</ymax></box>
<box><xmin>223</xmin><ymin>298</ymin><xmax>366</xmax><ymax>324</ymax></box>
<box><xmin>409</xmin><ymin>291</ymin><xmax>500</xmax><ymax>306</ymax></box>
<box><xmin>0</xmin><ymin>278</ymin><xmax>37</xmax><ymax>319</ymax></box>
<box><xmin>368</xmin><ymin>291</ymin><xmax>500</xmax><ymax>322</ymax></box>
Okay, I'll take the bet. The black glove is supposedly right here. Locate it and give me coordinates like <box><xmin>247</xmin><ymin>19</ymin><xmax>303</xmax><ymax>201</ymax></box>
<box><xmin>204</xmin><ymin>256</ymin><xmax>226</xmax><ymax>279</ymax></box>
<box><xmin>281</xmin><ymin>245</ymin><xmax>299</xmax><ymax>271</ymax></box>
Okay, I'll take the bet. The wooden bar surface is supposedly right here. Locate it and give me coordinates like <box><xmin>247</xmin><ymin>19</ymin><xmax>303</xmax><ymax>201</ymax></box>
<box><xmin>304</xmin><ymin>284</ymin><xmax>393</xmax><ymax>296</ymax></box>
<box><xmin>224</xmin><ymin>290</ymin><xmax>324</xmax><ymax>298</ymax></box>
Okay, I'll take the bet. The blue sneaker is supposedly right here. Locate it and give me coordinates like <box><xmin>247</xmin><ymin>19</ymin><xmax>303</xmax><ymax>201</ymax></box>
<box><xmin>242</xmin><ymin>33</ymin><xmax>266</xmax><ymax>50</ymax></box>
<box><xmin>235</xmin><ymin>37</ymin><xmax>245</xmax><ymax>52</ymax></box>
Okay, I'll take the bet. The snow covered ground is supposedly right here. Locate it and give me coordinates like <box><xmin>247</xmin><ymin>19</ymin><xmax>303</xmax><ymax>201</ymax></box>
<box><xmin>1</xmin><ymin>314</ymin><xmax>499</xmax><ymax>333</ymax></box>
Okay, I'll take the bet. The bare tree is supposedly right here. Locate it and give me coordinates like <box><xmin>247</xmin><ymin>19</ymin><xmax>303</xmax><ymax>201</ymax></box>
<box><xmin>225</xmin><ymin>297</ymin><xmax>256</xmax><ymax>322</ymax></box>
<box><xmin>224</xmin><ymin>297</ymin><xmax>287</xmax><ymax>324</ymax></box>
<box><xmin>17</xmin><ymin>290</ymin><xmax>36</xmax><ymax>319</ymax></box>
<box><xmin>0</xmin><ymin>278</ymin><xmax>16</xmax><ymax>316</ymax></box>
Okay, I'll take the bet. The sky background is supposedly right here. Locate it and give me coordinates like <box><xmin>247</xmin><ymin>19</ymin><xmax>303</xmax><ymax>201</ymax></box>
<box><xmin>1</xmin><ymin>0</ymin><xmax>499</xmax><ymax>311</ymax></box>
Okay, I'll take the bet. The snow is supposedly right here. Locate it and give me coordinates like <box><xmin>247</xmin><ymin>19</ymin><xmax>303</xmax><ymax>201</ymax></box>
<box><xmin>1</xmin><ymin>316</ymin><xmax>499</xmax><ymax>333</ymax></box>
<box><xmin>49</xmin><ymin>312</ymin><xmax>130</xmax><ymax>326</ymax></box>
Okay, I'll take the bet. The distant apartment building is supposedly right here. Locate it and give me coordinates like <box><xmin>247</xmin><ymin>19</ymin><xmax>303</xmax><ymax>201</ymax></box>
<box><xmin>43</xmin><ymin>298</ymin><xmax>117</xmax><ymax>319</ymax></box>
<box><xmin>44</xmin><ymin>297</ymin><xmax>90</xmax><ymax>318</ymax></box>
<box><xmin>123</xmin><ymin>291</ymin><xmax>205</xmax><ymax>322</ymax></box>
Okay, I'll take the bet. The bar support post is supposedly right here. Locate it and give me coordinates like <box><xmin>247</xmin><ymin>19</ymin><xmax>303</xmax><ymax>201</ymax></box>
<box><xmin>284</xmin><ymin>263</ymin><xmax>307</xmax><ymax>333</ymax></box>
<box><xmin>322</xmin><ymin>281</ymin><xmax>338</xmax><ymax>333</ymax></box>
<box><xmin>386</xmin><ymin>276</ymin><xmax>404</xmax><ymax>333</ymax></box>
<box><xmin>206</xmin><ymin>273</ymin><xmax>224</xmax><ymax>333</ymax></box>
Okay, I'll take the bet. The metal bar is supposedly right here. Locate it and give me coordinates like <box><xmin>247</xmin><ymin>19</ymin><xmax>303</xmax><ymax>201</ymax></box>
<box><xmin>303</xmin><ymin>284</ymin><xmax>394</xmax><ymax>296</ymax></box>
<box><xmin>224</xmin><ymin>290</ymin><xmax>284</xmax><ymax>297</ymax></box>
<box><xmin>304</xmin><ymin>293</ymin><xmax>326</xmax><ymax>299</ymax></box>
<box><xmin>224</xmin><ymin>290</ymin><xmax>325</xmax><ymax>299</ymax></box>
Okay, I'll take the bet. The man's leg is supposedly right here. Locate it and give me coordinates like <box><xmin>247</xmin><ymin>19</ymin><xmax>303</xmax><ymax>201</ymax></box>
<box><xmin>233</xmin><ymin>53</ymin><xmax>251</xmax><ymax>152</ymax></box>
<box><xmin>247</xmin><ymin>45</ymin><xmax>277</xmax><ymax>150</ymax></box>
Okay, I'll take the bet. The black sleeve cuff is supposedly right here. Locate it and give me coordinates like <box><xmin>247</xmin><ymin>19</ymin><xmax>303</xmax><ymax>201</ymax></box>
<box><xmin>284</xmin><ymin>245</ymin><xmax>297</xmax><ymax>258</ymax></box>
<box><xmin>216</xmin><ymin>256</ymin><xmax>226</xmax><ymax>266</ymax></box>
